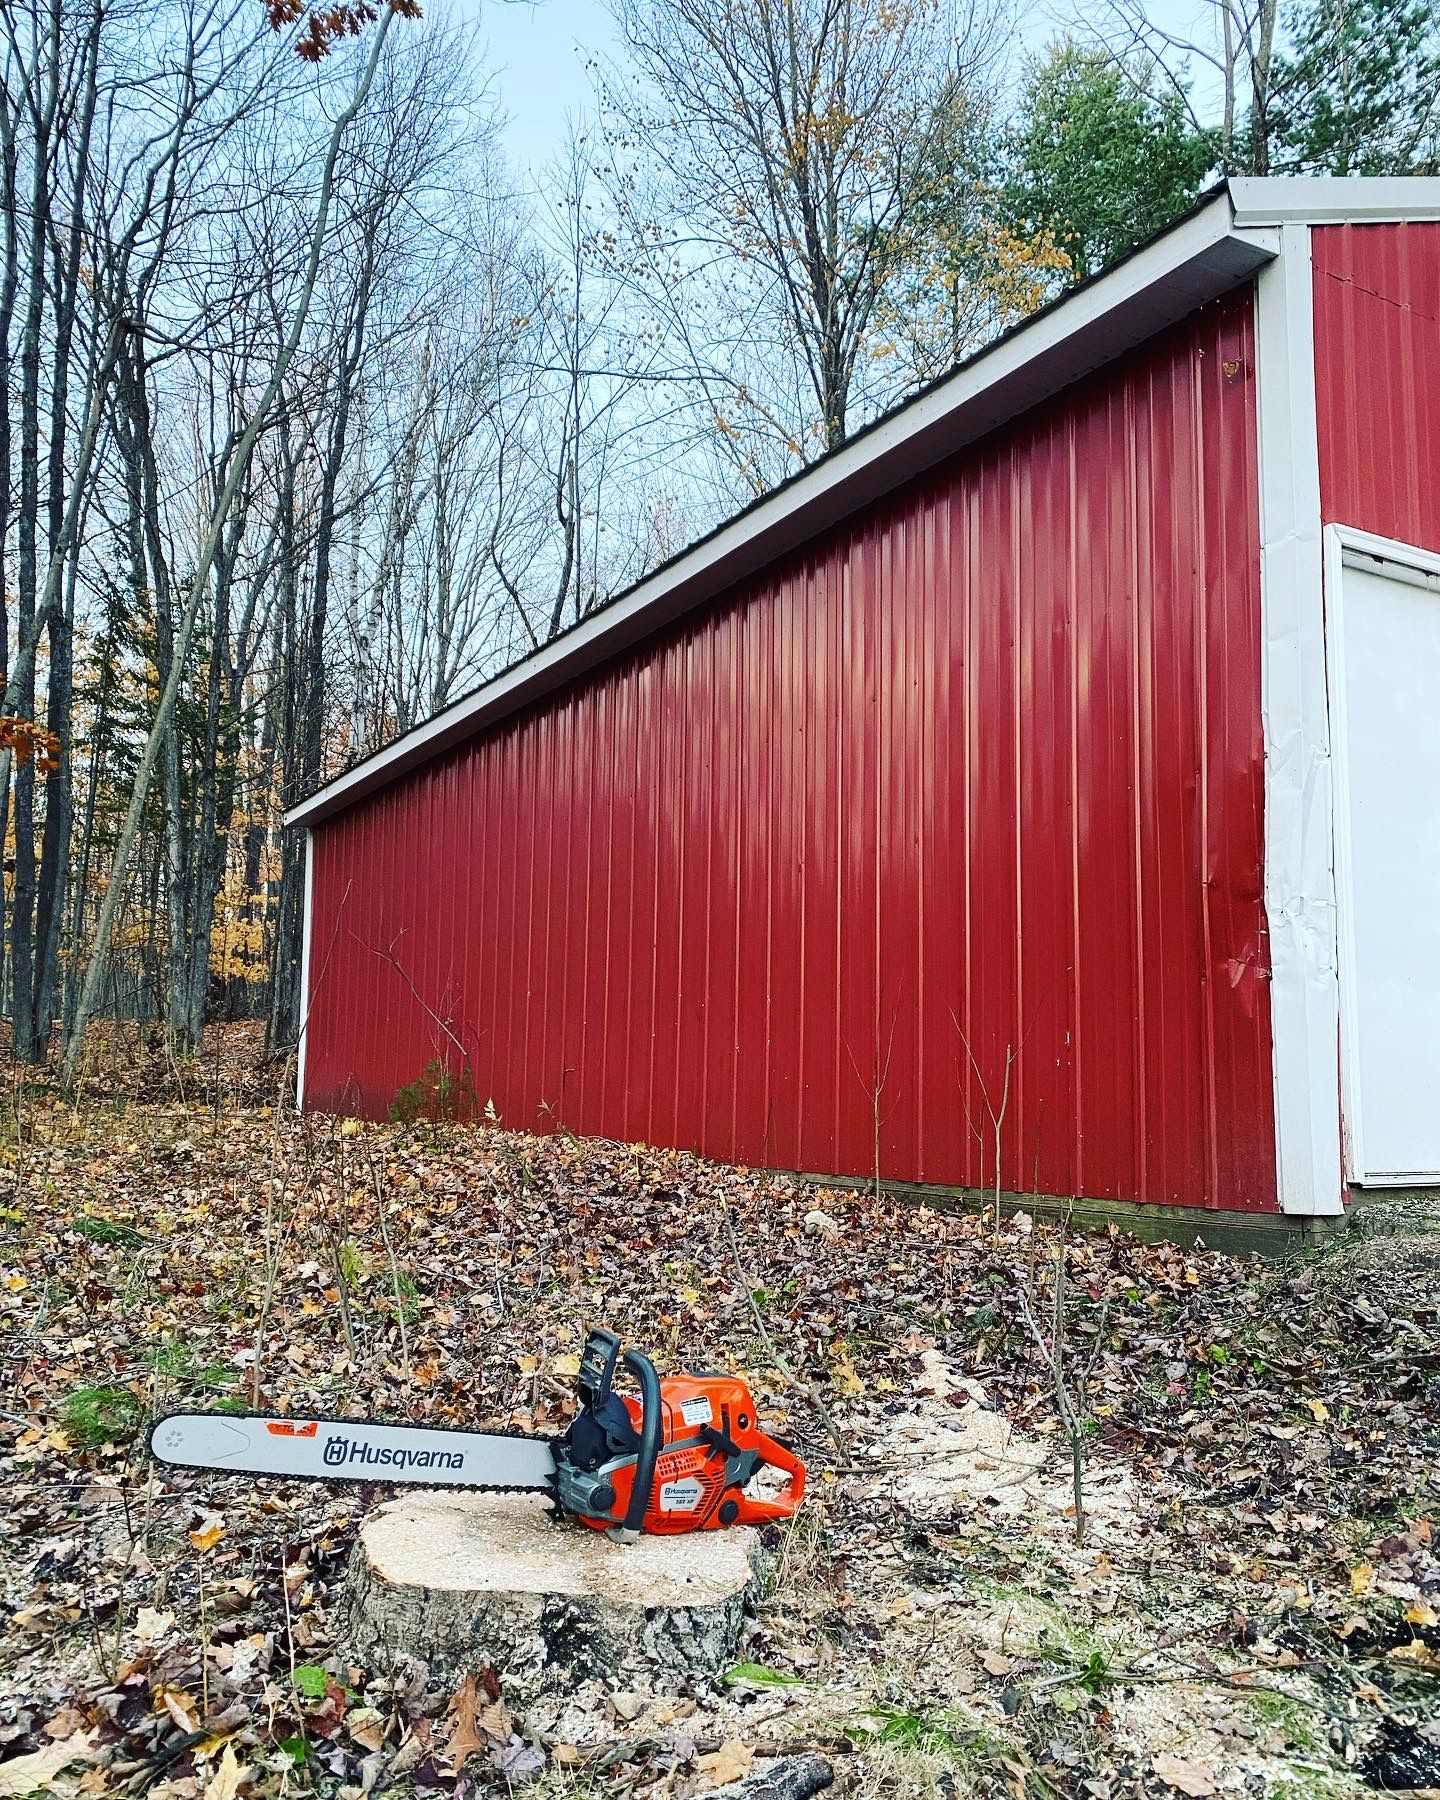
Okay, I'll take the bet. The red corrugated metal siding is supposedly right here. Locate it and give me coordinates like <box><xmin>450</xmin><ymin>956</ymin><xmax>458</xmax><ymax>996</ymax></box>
<box><xmin>306</xmin><ymin>289</ymin><xmax>1276</xmax><ymax>1211</ymax></box>
<box><xmin>1313</xmin><ymin>222</ymin><xmax>1440</xmax><ymax>552</ymax></box>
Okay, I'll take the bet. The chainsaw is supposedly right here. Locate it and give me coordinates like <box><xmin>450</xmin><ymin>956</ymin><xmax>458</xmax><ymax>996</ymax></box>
<box><xmin>149</xmin><ymin>1328</ymin><xmax>806</xmax><ymax>1538</ymax></box>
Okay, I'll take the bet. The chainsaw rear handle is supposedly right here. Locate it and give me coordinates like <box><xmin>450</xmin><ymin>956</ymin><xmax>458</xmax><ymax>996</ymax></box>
<box><xmin>737</xmin><ymin>1429</ymin><xmax>807</xmax><ymax>1524</ymax></box>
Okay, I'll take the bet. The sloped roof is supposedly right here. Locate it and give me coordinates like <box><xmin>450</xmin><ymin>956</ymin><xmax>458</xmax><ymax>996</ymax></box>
<box><xmin>287</xmin><ymin>176</ymin><xmax>1440</xmax><ymax>829</ymax></box>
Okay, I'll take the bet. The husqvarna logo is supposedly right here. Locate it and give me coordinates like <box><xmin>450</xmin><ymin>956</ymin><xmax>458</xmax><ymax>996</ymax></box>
<box><xmin>320</xmin><ymin>1433</ymin><xmax>464</xmax><ymax>1472</ymax></box>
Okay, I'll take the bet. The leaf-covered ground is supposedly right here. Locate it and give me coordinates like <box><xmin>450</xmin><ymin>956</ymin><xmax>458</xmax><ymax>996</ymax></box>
<box><xmin>3</xmin><ymin>1027</ymin><xmax>1439</xmax><ymax>1800</ymax></box>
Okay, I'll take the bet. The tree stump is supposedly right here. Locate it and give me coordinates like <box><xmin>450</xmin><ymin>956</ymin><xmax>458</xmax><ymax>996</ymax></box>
<box><xmin>340</xmin><ymin>1490</ymin><xmax>765</xmax><ymax>1697</ymax></box>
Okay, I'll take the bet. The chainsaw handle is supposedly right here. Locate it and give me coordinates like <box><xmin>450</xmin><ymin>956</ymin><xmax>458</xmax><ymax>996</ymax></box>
<box><xmin>618</xmin><ymin>1348</ymin><xmax>662</xmax><ymax>1537</ymax></box>
<box><xmin>734</xmin><ymin>1430</ymin><xmax>807</xmax><ymax>1525</ymax></box>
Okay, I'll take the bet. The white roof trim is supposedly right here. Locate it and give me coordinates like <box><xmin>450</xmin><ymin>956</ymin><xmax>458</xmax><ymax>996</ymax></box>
<box><xmin>1231</xmin><ymin>176</ymin><xmax>1440</xmax><ymax>226</ymax></box>
<box><xmin>289</xmin><ymin>176</ymin><xmax>1440</xmax><ymax>830</ymax></box>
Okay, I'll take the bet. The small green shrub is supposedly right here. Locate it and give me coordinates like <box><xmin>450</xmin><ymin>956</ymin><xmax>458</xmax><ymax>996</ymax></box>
<box><xmin>723</xmin><ymin>1663</ymin><xmax>805</xmax><ymax>1689</ymax></box>
<box><xmin>380</xmin><ymin>1270</ymin><xmax>421</xmax><ymax>1324</ymax></box>
<box><xmin>145</xmin><ymin>1338</ymin><xmax>232</xmax><ymax>1391</ymax></box>
<box><xmin>388</xmin><ymin>1059</ymin><xmax>477</xmax><ymax>1124</ymax></box>
<box><xmin>849</xmin><ymin>1707</ymin><xmax>976</xmax><ymax>1756</ymax></box>
<box><xmin>74</xmin><ymin>1215</ymin><xmax>144</xmax><ymax>1248</ymax></box>
<box><xmin>63</xmin><ymin>1384</ymin><xmax>145</xmax><ymax>1446</ymax></box>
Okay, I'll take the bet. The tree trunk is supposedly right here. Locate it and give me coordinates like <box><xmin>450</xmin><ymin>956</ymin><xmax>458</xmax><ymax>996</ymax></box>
<box><xmin>341</xmin><ymin>1490</ymin><xmax>764</xmax><ymax>1698</ymax></box>
<box><xmin>9</xmin><ymin>16</ymin><xmax>54</xmax><ymax>1062</ymax></box>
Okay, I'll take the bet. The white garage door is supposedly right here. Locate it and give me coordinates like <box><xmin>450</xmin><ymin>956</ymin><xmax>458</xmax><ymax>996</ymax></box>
<box><xmin>1333</xmin><ymin>543</ymin><xmax>1440</xmax><ymax>1184</ymax></box>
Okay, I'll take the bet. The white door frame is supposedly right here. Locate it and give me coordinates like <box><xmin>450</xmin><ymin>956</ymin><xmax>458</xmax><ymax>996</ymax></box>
<box><xmin>1322</xmin><ymin>522</ymin><xmax>1440</xmax><ymax>1185</ymax></box>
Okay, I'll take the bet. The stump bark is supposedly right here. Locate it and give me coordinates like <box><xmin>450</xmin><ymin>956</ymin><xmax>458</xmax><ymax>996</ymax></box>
<box><xmin>341</xmin><ymin>1490</ymin><xmax>764</xmax><ymax>1696</ymax></box>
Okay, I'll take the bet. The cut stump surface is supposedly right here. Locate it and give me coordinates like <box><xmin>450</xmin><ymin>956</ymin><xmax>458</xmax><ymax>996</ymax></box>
<box><xmin>341</xmin><ymin>1490</ymin><xmax>763</xmax><ymax>1695</ymax></box>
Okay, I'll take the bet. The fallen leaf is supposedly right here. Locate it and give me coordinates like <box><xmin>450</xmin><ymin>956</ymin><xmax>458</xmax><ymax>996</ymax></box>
<box><xmin>1351</xmin><ymin>1561</ymin><xmax>1375</xmax><ymax>1596</ymax></box>
<box><xmin>347</xmin><ymin>1707</ymin><xmax>386</xmax><ymax>1753</ymax></box>
<box><xmin>1151</xmin><ymin>1752</ymin><xmax>1216</xmax><ymax>1797</ymax></box>
<box><xmin>0</xmin><ymin>1733</ymin><xmax>94</xmax><ymax>1797</ymax></box>
<box><xmin>445</xmin><ymin>1673</ymin><xmax>489</xmax><ymax>1769</ymax></box>
<box><xmin>982</xmin><ymin>1650</ymin><xmax>1013</xmax><ymax>1677</ymax></box>
<box><xmin>203</xmin><ymin>1743</ymin><xmax>246</xmax><ymax>1800</ymax></box>
<box><xmin>188</xmin><ymin>1517</ymin><xmax>226</xmax><ymax>1553</ymax></box>
<box><xmin>697</xmin><ymin>1741</ymin><xmax>755</xmax><ymax>1788</ymax></box>
<box><xmin>478</xmin><ymin>1700</ymin><xmax>512</xmax><ymax>1742</ymax></box>
<box><xmin>1307</xmin><ymin>1398</ymin><xmax>1329</xmax><ymax>1424</ymax></box>
<box><xmin>389</xmin><ymin>1735</ymin><xmax>426</xmax><ymax>1777</ymax></box>
<box><xmin>134</xmin><ymin>1607</ymin><xmax>176</xmax><ymax>1643</ymax></box>
<box><xmin>158</xmin><ymin>1689</ymin><xmax>202</xmax><ymax>1734</ymax></box>
<box><xmin>492</xmin><ymin>1735</ymin><xmax>544</xmax><ymax>1779</ymax></box>
<box><xmin>41</xmin><ymin>1707</ymin><xmax>88</xmax><ymax>1740</ymax></box>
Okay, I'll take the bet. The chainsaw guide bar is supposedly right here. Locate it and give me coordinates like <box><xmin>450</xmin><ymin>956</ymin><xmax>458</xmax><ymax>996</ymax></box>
<box><xmin>149</xmin><ymin>1409</ymin><xmax>558</xmax><ymax>1496</ymax></box>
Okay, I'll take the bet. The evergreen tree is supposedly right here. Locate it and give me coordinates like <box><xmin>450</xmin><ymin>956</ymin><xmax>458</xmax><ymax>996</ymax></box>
<box><xmin>1007</xmin><ymin>41</ymin><xmax>1217</xmax><ymax>279</ymax></box>
<box><xmin>1272</xmin><ymin>0</ymin><xmax>1440</xmax><ymax>173</ymax></box>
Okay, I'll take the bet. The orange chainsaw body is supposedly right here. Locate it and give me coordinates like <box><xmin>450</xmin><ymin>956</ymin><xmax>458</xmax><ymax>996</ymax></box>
<box><xmin>554</xmin><ymin>1334</ymin><xmax>806</xmax><ymax>1535</ymax></box>
<box><xmin>579</xmin><ymin>1373</ymin><xmax>805</xmax><ymax>1534</ymax></box>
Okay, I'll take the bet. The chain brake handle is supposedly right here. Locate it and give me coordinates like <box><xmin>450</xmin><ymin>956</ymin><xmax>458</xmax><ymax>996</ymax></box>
<box><xmin>576</xmin><ymin>1328</ymin><xmax>622</xmax><ymax>1406</ymax></box>
<box><xmin>575</xmin><ymin>1328</ymin><xmax>662</xmax><ymax>1538</ymax></box>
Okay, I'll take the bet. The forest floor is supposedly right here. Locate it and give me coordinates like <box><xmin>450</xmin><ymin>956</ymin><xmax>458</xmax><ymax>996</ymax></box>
<box><xmin>3</xmin><ymin>1025</ymin><xmax>1440</xmax><ymax>1800</ymax></box>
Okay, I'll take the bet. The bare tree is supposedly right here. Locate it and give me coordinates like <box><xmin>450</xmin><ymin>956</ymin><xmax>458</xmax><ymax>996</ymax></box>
<box><xmin>61</xmin><ymin>4</ymin><xmax>404</xmax><ymax>1088</ymax></box>
<box><xmin>1079</xmin><ymin>0</ymin><xmax>1281</xmax><ymax>173</ymax></box>
<box><xmin>599</xmin><ymin>0</ymin><xmax>1005</xmax><ymax>487</ymax></box>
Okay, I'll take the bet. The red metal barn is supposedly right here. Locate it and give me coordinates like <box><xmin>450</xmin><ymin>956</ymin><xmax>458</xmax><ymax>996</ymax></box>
<box><xmin>288</xmin><ymin>178</ymin><xmax>1440</xmax><ymax>1248</ymax></box>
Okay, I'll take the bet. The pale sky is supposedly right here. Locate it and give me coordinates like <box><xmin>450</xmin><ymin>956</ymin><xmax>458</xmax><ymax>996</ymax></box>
<box><xmin>451</xmin><ymin>0</ymin><xmax>618</xmax><ymax>177</ymax></box>
<box><xmin>451</xmin><ymin>0</ymin><xmax>1223</xmax><ymax>183</ymax></box>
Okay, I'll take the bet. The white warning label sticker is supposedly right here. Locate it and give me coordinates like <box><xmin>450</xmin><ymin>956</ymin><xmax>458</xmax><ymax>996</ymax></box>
<box><xmin>680</xmin><ymin>1396</ymin><xmax>714</xmax><ymax>1427</ymax></box>
<box><xmin>659</xmin><ymin>1476</ymin><xmax>706</xmax><ymax>1512</ymax></box>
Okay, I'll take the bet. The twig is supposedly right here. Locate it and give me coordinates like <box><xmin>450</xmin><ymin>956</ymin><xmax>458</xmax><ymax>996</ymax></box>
<box><xmin>1017</xmin><ymin>1230</ymin><xmax>1094</xmax><ymax>1546</ymax></box>
<box><xmin>323</xmin><ymin>1211</ymin><xmax>360</xmax><ymax>1364</ymax></box>
<box><xmin>252</xmin><ymin>1180</ymin><xmax>295</xmax><ymax>1409</ymax></box>
<box><xmin>369</xmin><ymin>1149</ymin><xmax>412</xmax><ymax>1382</ymax></box>
<box><xmin>199</xmin><ymin>1566</ymin><xmax>210</xmax><ymax>1718</ymax></box>
<box><xmin>280</xmin><ymin>1545</ymin><xmax>299</xmax><ymax>1698</ymax></box>
<box><xmin>951</xmin><ymin>1016</ymin><xmax>1015</xmax><ymax>1239</ymax></box>
<box><xmin>843</xmin><ymin>1000</ymin><xmax>900</xmax><ymax>1206</ymax></box>
<box><xmin>719</xmin><ymin>1196</ymin><xmax>850</xmax><ymax>1462</ymax></box>
<box><xmin>357</xmin><ymin>932</ymin><xmax>469</xmax><ymax>1071</ymax></box>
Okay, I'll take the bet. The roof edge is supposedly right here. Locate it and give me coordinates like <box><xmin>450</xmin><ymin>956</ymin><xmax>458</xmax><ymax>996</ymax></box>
<box><xmin>290</xmin><ymin>185</ymin><xmax>1281</xmax><ymax>830</ymax></box>
<box><xmin>1230</xmin><ymin>176</ymin><xmax>1440</xmax><ymax>226</ymax></box>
